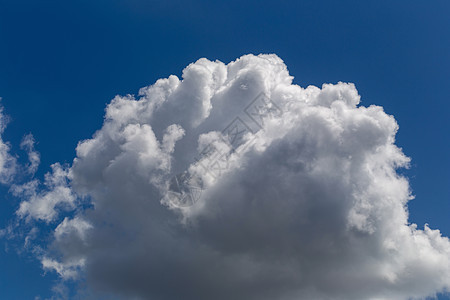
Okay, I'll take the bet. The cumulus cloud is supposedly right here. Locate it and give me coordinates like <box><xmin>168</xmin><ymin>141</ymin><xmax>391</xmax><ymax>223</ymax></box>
<box><xmin>16</xmin><ymin>54</ymin><xmax>450</xmax><ymax>300</ymax></box>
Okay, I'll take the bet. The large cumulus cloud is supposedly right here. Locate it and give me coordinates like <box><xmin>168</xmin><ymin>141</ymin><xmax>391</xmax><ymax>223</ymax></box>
<box><xmin>17</xmin><ymin>54</ymin><xmax>450</xmax><ymax>299</ymax></box>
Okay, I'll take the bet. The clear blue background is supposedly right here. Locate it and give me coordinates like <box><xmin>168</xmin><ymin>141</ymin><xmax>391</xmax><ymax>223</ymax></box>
<box><xmin>0</xmin><ymin>0</ymin><xmax>449</xmax><ymax>299</ymax></box>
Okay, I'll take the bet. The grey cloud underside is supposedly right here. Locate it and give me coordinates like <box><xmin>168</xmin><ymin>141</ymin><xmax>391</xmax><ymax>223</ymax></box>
<box><xmin>17</xmin><ymin>55</ymin><xmax>450</xmax><ymax>300</ymax></box>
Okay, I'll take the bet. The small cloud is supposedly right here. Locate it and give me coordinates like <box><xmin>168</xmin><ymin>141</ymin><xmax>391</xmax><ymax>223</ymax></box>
<box><xmin>20</xmin><ymin>133</ymin><xmax>40</xmax><ymax>175</ymax></box>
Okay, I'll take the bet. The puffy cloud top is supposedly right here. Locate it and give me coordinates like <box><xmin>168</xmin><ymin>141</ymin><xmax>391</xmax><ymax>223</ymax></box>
<box><xmin>15</xmin><ymin>54</ymin><xmax>450</xmax><ymax>300</ymax></box>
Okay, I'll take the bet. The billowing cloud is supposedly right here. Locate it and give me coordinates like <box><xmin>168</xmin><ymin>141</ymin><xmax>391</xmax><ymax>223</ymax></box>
<box><xmin>16</xmin><ymin>55</ymin><xmax>450</xmax><ymax>299</ymax></box>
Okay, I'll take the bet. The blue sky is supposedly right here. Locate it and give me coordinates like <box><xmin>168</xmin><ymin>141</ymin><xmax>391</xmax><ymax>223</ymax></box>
<box><xmin>0</xmin><ymin>0</ymin><xmax>449</xmax><ymax>299</ymax></box>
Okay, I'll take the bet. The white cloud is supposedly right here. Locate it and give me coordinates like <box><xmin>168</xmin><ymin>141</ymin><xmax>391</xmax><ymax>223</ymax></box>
<box><xmin>20</xmin><ymin>133</ymin><xmax>40</xmax><ymax>175</ymax></box>
<box><xmin>16</xmin><ymin>54</ymin><xmax>450</xmax><ymax>299</ymax></box>
<box><xmin>14</xmin><ymin>163</ymin><xmax>76</xmax><ymax>223</ymax></box>
<box><xmin>41</xmin><ymin>257</ymin><xmax>85</xmax><ymax>280</ymax></box>
<box><xmin>0</xmin><ymin>100</ymin><xmax>16</xmax><ymax>183</ymax></box>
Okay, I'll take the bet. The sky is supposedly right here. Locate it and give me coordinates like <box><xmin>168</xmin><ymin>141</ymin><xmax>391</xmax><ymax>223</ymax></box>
<box><xmin>0</xmin><ymin>0</ymin><xmax>449</xmax><ymax>299</ymax></box>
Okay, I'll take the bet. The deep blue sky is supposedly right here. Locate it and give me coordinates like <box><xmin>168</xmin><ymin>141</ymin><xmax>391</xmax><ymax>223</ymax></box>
<box><xmin>0</xmin><ymin>0</ymin><xmax>449</xmax><ymax>299</ymax></box>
